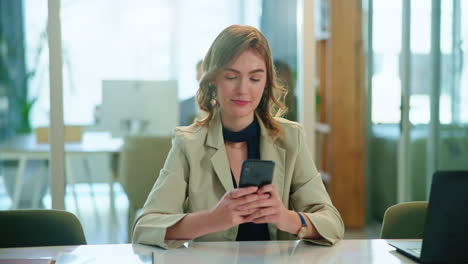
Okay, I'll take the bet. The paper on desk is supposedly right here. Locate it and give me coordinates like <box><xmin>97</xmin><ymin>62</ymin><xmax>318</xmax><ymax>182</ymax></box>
<box><xmin>54</xmin><ymin>252</ymin><xmax>152</xmax><ymax>264</ymax></box>
<box><xmin>0</xmin><ymin>259</ymin><xmax>54</xmax><ymax>264</ymax></box>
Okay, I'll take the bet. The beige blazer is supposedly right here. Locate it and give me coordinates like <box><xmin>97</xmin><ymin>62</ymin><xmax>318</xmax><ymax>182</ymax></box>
<box><xmin>133</xmin><ymin>112</ymin><xmax>344</xmax><ymax>249</ymax></box>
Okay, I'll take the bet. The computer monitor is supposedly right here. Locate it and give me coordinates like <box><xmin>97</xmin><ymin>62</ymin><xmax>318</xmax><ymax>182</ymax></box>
<box><xmin>100</xmin><ymin>80</ymin><xmax>179</xmax><ymax>137</ymax></box>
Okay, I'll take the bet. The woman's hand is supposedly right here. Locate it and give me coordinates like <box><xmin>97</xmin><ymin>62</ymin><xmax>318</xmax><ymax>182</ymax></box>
<box><xmin>240</xmin><ymin>184</ymin><xmax>295</xmax><ymax>233</ymax></box>
<box><xmin>208</xmin><ymin>186</ymin><xmax>270</xmax><ymax>232</ymax></box>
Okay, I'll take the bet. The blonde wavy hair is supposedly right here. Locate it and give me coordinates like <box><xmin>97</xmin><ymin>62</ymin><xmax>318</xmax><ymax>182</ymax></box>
<box><xmin>195</xmin><ymin>25</ymin><xmax>288</xmax><ymax>139</ymax></box>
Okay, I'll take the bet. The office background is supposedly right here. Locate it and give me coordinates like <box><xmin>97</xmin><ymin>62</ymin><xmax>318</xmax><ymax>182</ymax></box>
<box><xmin>1</xmin><ymin>0</ymin><xmax>467</xmax><ymax>244</ymax></box>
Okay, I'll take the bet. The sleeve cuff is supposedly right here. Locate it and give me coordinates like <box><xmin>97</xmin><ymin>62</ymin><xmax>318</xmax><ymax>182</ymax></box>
<box><xmin>133</xmin><ymin>213</ymin><xmax>189</xmax><ymax>249</ymax></box>
<box><xmin>302</xmin><ymin>212</ymin><xmax>344</xmax><ymax>246</ymax></box>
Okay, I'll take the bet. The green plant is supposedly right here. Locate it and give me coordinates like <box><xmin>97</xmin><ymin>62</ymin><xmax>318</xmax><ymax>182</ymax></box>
<box><xmin>0</xmin><ymin>29</ymin><xmax>47</xmax><ymax>134</ymax></box>
<box><xmin>16</xmin><ymin>97</ymin><xmax>37</xmax><ymax>133</ymax></box>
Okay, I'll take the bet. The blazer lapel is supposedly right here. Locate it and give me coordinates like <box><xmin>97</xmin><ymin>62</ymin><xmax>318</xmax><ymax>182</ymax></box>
<box><xmin>257</xmin><ymin>115</ymin><xmax>286</xmax><ymax>199</ymax></box>
<box><xmin>210</xmin><ymin>147</ymin><xmax>234</xmax><ymax>193</ymax></box>
<box><xmin>206</xmin><ymin>112</ymin><xmax>234</xmax><ymax>193</ymax></box>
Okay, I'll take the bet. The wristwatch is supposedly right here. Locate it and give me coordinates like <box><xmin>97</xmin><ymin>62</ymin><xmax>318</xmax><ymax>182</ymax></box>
<box><xmin>296</xmin><ymin>212</ymin><xmax>308</xmax><ymax>239</ymax></box>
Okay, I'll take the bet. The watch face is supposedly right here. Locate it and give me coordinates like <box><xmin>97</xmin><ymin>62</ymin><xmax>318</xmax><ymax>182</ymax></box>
<box><xmin>298</xmin><ymin>227</ymin><xmax>307</xmax><ymax>238</ymax></box>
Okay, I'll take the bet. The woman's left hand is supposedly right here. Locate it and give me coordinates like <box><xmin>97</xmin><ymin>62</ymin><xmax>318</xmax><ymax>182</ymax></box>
<box><xmin>241</xmin><ymin>184</ymin><xmax>291</xmax><ymax>232</ymax></box>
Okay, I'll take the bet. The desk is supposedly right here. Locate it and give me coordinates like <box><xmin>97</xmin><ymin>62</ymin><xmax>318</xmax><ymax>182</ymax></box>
<box><xmin>0</xmin><ymin>132</ymin><xmax>123</xmax><ymax>240</ymax></box>
<box><xmin>0</xmin><ymin>240</ymin><xmax>416</xmax><ymax>263</ymax></box>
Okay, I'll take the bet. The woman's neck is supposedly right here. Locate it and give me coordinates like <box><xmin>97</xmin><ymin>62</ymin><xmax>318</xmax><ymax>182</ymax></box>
<box><xmin>220</xmin><ymin>111</ymin><xmax>254</xmax><ymax>132</ymax></box>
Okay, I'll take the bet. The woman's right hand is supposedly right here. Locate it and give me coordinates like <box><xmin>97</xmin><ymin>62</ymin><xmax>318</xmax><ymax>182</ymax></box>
<box><xmin>208</xmin><ymin>186</ymin><xmax>269</xmax><ymax>232</ymax></box>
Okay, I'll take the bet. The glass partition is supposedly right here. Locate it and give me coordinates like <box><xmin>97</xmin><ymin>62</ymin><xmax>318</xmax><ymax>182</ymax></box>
<box><xmin>0</xmin><ymin>1</ymin><xmax>51</xmax><ymax>211</ymax></box>
<box><xmin>367</xmin><ymin>0</ymin><xmax>468</xmax><ymax>220</ymax></box>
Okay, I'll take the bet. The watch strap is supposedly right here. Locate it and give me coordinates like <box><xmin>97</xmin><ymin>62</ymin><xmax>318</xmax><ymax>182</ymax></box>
<box><xmin>296</xmin><ymin>212</ymin><xmax>307</xmax><ymax>227</ymax></box>
<box><xmin>295</xmin><ymin>212</ymin><xmax>308</xmax><ymax>238</ymax></box>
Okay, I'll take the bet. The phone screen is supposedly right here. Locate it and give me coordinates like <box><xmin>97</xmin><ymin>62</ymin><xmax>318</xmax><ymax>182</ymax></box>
<box><xmin>239</xmin><ymin>160</ymin><xmax>275</xmax><ymax>188</ymax></box>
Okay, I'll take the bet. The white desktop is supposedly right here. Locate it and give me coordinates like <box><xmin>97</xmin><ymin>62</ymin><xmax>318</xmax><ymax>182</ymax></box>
<box><xmin>100</xmin><ymin>80</ymin><xmax>179</xmax><ymax>137</ymax></box>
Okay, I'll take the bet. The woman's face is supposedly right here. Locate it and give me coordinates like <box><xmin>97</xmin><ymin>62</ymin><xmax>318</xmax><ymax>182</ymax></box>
<box><xmin>214</xmin><ymin>49</ymin><xmax>267</xmax><ymax>121</ymax></box>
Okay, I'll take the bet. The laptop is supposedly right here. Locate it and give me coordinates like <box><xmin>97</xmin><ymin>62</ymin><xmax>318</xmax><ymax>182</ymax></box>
<box><xmin>388</xmin><ymin>171</ymin><xmax>468</xmax><ymax>263</ymax></box>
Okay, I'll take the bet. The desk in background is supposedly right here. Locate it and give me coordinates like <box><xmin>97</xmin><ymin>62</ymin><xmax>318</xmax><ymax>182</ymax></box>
<box><xmin>0</xmin><ymin>240</ymin><xmax>417</xmax><ymax>263</ymax></box>
<box><xmin>0</xmin><ymin>132</ymin><xmax>123</xmax><ymax>241</ymax></box>
<box><xmin>0</xmin><ymin>131</ymin><xmax>123</xmax><ymax>208</ymax></box>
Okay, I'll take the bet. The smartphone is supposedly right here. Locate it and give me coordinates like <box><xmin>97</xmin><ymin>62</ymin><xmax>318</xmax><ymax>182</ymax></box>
<box><xmin>238</xmin><ymin>160</ymin><xmax>275</xmax><ymax>188</ymax></box>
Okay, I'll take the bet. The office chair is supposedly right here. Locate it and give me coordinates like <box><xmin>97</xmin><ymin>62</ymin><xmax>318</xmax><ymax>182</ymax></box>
<box><xmin>118</xmin><ymin>136</ymin><xmax>172</xmax><ymax>241</ymax></box>
<box><xmin>380</xmin><ymin>201</ymin><xmax>428</xmax><ymax>239</ymax></box>
<box><xmin>0</xmin><ymin>209</ymin><xmax>87</xmax><ymax>247</ymax></box>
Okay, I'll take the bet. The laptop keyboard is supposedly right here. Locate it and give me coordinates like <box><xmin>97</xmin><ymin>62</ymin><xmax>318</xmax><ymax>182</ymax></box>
<box><xmin>408</xmin><ymin>247</ymin><xmax>421</xmax><ymax>256</ymax></box>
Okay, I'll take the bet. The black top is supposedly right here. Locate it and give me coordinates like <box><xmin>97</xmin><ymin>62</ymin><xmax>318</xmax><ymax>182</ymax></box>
<box><xmin>222</xmin><ymin>117</ymin><xmax>271</xmax><ymax>241</ymax></box>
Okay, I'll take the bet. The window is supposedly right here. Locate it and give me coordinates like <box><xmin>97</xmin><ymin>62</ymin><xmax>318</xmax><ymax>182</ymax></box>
<box><xmin>24</xmin><ymin>0</ymin><xmax>262</xmax><ymax>127</ymax></box>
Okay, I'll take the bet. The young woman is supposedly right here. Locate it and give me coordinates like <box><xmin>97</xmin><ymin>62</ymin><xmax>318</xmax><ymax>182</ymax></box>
<box><xmin>133</xmin><ymin>25</ymin><xmax>344</xmax><ymax>249</ymax></box>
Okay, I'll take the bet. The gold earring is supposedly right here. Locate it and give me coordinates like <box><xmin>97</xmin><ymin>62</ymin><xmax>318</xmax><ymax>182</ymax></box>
<box><xmin>210</xmin><ymin>92</ymin><xmax>217</xmax><ymax>106</ymax></box>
